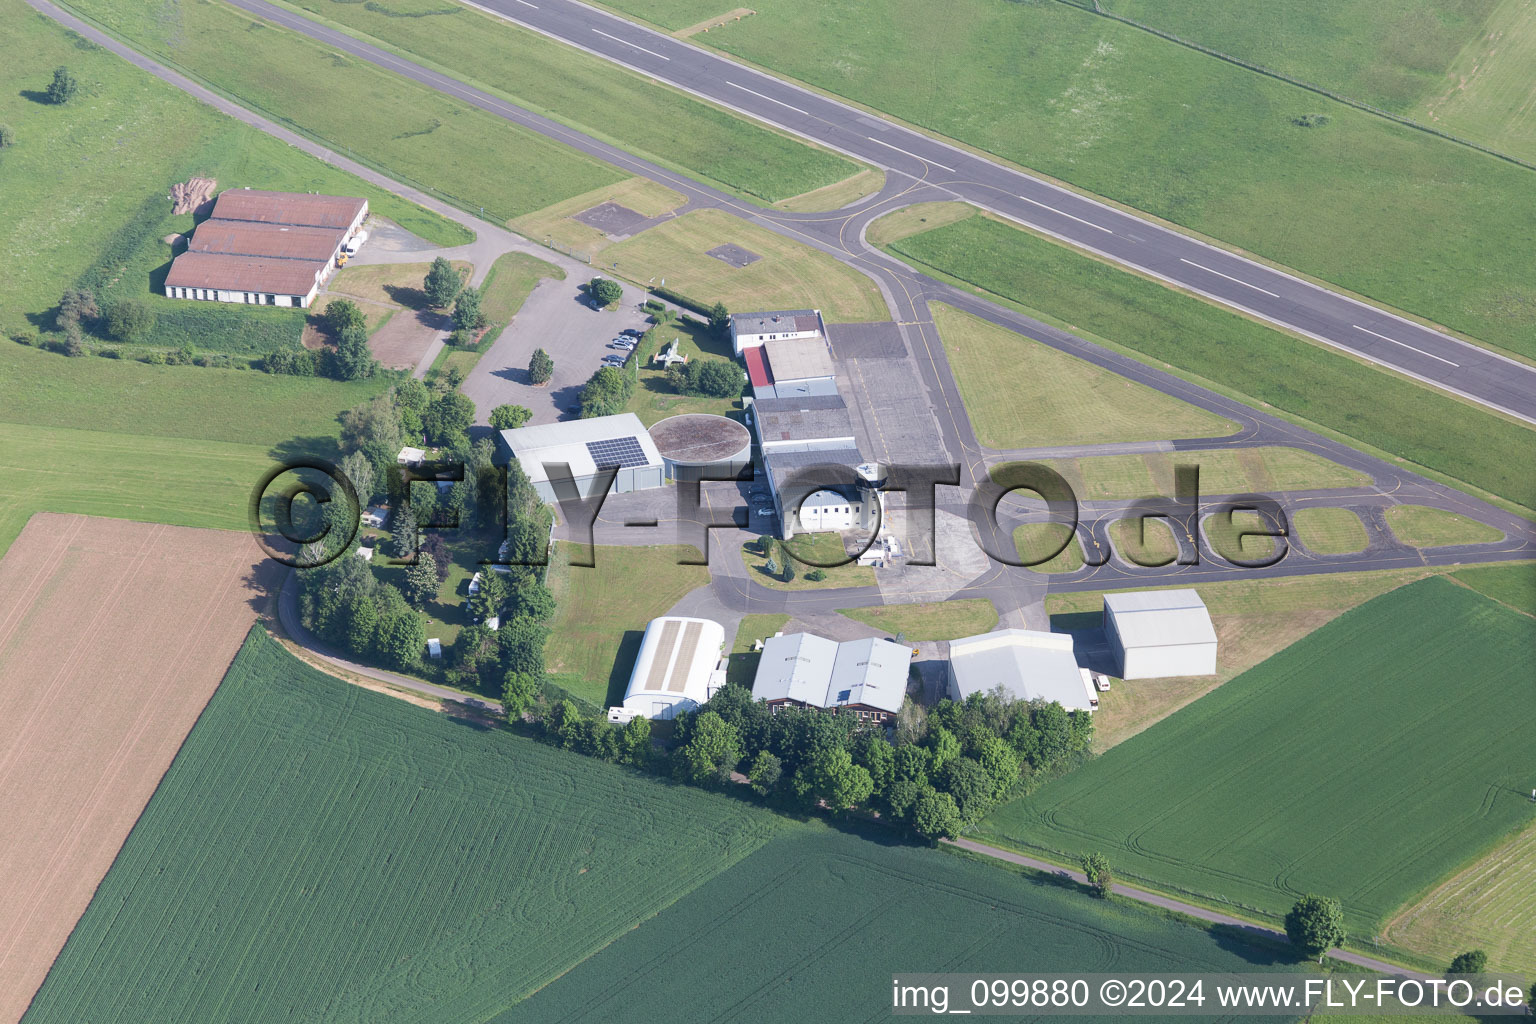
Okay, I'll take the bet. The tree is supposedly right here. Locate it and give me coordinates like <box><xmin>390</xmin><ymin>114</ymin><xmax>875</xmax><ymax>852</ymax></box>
<box><xmin>105</xmin><ymin>301</ymin><xmax>155</xmax><ymax>342</ymax></box>
<box><xmin>620</xmin><ymin>715</ymin><xmax>652</xmax><ymax>767</ymax></box>
<box><xmin>528</xmin><ymin>347</ymin><xmax>554</xmax><ymax>385</ymax></box>
<box><xmin>322</xmin><ymin>298</ymin><xmax>367</xmax><ymax>337</ymax></box>
<box><xmin>911</xmin><ymin>790</ymin><xmax>962</xmax><ymax>843</ymax></box>
<box><xmin>763</xmin><ymin>556</ymin><xmax>779</xmax><ymax>577</ymax></box>
<box><xmin>853</xmin><ymin>733</ymin><xmax>896</xmax><ymax>798</ymax></box>
<box><xmin>747</xmin><ymin>749</ymin><xmax>782</xmax><ymax>795</ymax></box>
<box><xmin>976</xmin><ymin>736</ymin><xmax>1021</xmax><ymax>801</ymax></box>
<box><xmin>510</xmin><ymin>574</ymin><xmax>556</xmax><ymax>622</ymax></box>
<box><xmin>497</xmin><ymin>615</ymin><xmax>548</xmax><ymax>678</ymax></box>
<box><xmin>46</xmin><ymin>66</ymin><xmax>78</xmax><ymax>104</ymax></box>
<box><xmin>1284</xmin><ymin>894</ymin><xmax>1346</xmax><ymax>963</ymax></box>
<box><xmin>469</xmin><ymin>567</ymin><xmax>507</xmax><ymax>625</ymax></box>
<box><xmin>709</xmin><ymin>300</ymin><xmax>730</xmax><ymax>336</ymax></box>
<box><xmin>380</xmin><ymin>612</ymin><xmax>426</xmax><ymax>669</ymax></box>
<box><xmin>423</xmin><ymin>392</ymin><xmax>475</xmax><ymax>446</ymax></box>
<box><xmin>800</xmin><ymin>747</ymin><xmax>873</xmax><ymax>812</ymax></box>
<box><xmin>677</xmin><ymin>711</ymin><xmax>742</xmax><ymax>786</ymax></box>
<box><xmin>692</xmin><ymin>360</ymin><xmax>741</xmax><ymax>397</ymax></box>
<box><xmin>57</xmin><ymin>288</ymin><xmax>98</xmax><ymax>330</ymax></box>
<box><xmin>344</xmin><ymin>594</ymin><xmax>379</xmax><ymax>655</ymax></box>
<box><xmin>423</xmin><ymin>256</ymin><xmax>461</xmax><ymax>308</ymax></box>
<box><xmin>894</xmin><ymin>695</ymin><xmax>929</xmax><ymax>746</ymax></box>
<box><xmin>1080</xmin><ymin>852</ymin><xmax>1113</xmax><ymax>898</ymax></box>
<box><xmin>578</xmin><ymin>365</ymin><xmax>634</xmax><ymax>418</ymax></box>
<box><xmin>589</xmin><ymin>276</ymin><xmax>623</xmax><ymax>306</ymax></box>
<box><xmin>927</xmin><ymin>726</ymin><xmax>961</xmax><ymax>772</ymax></box>
<box><xmin>452</xmin><ymin>286</ymin><xmax>486</xmax><ymax>332</ymax></box>
<box><xmin>1447</xmin><ymin>950</ymin><xmax>1488</xmax><ymax>975</ymax></box>
<box><xmin>937</xmin><ymin>756</ymin><xmax>993</xmax><ymax>822</ymax></box>
<box><xmin>339</xmin><ymin>449</ymin><xmax>376</xmax><ymax>506</ymax></box>
<box><xmin>0</xmin><ymin>124</ymin><xmax>15</xmax><ymax>148</ymax></box>
<box><xmin>501</xmin><ymin>670</ymin><xmax>539</xmax><ymax>720</ymax></box>
<box><xmin>329</xmin><ymin>323</ymin><xmax>376</xmax><ymax>381</ymax></box>
<box><xmin>780</xmin><ymin>553</ymin><xmax>795</xmax><ymax>583</ymax></box>
<box><xmin>489</xmin><ymin>404</ymin><xmax>532</xmax><ymax>430</ymax></box>
<box><xmin>404</xmin><ymin>552</ymin><xmax>440</xmax><ymax>607</ymax></box>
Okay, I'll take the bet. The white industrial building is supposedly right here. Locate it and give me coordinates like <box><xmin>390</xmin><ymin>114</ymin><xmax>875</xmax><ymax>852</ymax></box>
<box><xmin>730</xmin><ymin>308</ymin><xmax>823</xmax><ymax>355</ymax></box>
<box><xmin>750</xmin><ymin>395</ymin><xmax>881</xmax><ymax>540</ymax></box>
<box><xmin>948</xmin><ymin>629</ymin><xmax>1098</xmax><ymax>712</ymax></box>
<box><xmin>495</xmin><ymin>413</ymin><xmax>664</xmax><ymax>504</ymax></box>
<box><xmin>752</xmin><ymin>633</ymin><xmax>911</xmax><ymax>724</ymax></box>
<box><xmin>610</xmin><ymin>616</ymin><xmax>726</xmax><ymax>722</ymax></box>
<box><xmin>1103</xmin><ymin>589</ymin><xmax>1218</xmax><ymax>679</ymax></box>
<box><xmin>743</xmin><ymin>336</ymin><xmax>838</xmax><ymax>400</ymax></box>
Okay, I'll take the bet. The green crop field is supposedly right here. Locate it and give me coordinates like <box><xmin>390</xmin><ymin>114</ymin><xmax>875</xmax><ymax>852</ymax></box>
<box><xmin>978</xmin><ymin>577</ymin><xmax>1536</xmax><ymax>937</ymax></box>
<box><xmin>602</xmin><ymin>0</ymin><xmax>1536</xmax><ymax>358</ymax></box>
<box><xmin>279</xmin><ymin>0</ymin><xmax>857</xmax><ymax>203</ymax></box>
<box><xmin>493</xmin><ymin>827</ymin><xmax>1303</xmax><ymax>1024</ymax></box>
<box><xmin>1083</xmin><ymin>0</ymin><xmax>1497</xmax><ymax>114</ymax></box>
<box><xmin>60</xmin><ymin>0</ymin><xmax>626</xmax><ymax>223</ymax></box>
<box><xmin>23</xmin><ymin>628</ymin><xmax>786</xmax><ymax>1023</ymax></box>
<box><xmin>888</xmin><ymin>213</ymin><xmax>1536</xmax><ymax>512</ymax></box>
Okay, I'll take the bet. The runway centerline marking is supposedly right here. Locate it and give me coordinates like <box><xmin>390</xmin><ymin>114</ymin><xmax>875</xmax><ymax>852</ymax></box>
<box><xmin>592</xmin><ymin>28</ymin><xmax>670</xmax><ymax>59</ymax></box>
<box><xmin>512</xmin><ymin>0</ymin><xmax>537</xmax><ymax>7</ymax></box>
<box><xmin>1178</xmin><ymin>257</ymin><xmax>1280</xmax><ymax>297</ymax></box>
<box><xmin>1017</xmin><ymin>194</ymin><xmax>1112</xmax><ymax>233</ymax></box>
<box><xmin>1352</xmin><ymin>324</ymin><xmax>1460</xmax><ymax>367</ymax></box>
<box><xmin>866</xmin><ymin>135</ymin><xmax>955</xmax><ymax>171</ymax></box>
<box><xmin>726</xmin><ymin>80</ymin><xmax>812</xmax><ymax>116</ymax></box>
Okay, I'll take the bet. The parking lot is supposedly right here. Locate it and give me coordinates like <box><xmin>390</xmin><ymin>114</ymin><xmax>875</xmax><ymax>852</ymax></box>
<box><xmin>460</xmin><ymin>274</ymin><xmax>652</xmax><ymax>426</ymax></box>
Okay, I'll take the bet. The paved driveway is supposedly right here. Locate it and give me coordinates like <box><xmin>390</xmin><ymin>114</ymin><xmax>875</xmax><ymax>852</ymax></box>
<box><xmin>461</xmin><ymin>276</ymin><xmax>652</xmax><ymax>425</ymax></box>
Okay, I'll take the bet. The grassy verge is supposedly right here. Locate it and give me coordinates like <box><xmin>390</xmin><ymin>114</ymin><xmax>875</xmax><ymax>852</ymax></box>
<box><xmin>1012</xmin><ymin>522</ymin><xmax>1085</xmax><ymax>573</ymax></box>
<box><xmin>726</xmin><ymin>612</ymin><xmax>792</xmax><ymax>686</ymax></box>
<box><xmin>930</xmin><ymin>302</ymin><xmax>1234</xmax><ymax>447</ymax></box>
<box><xmin>744</xmin><ymin>534</ymin><xmax>876</xmax><ymax>590</ymax></box>
<box><xmin>603</xmin><ymin>209</ymin><xmax>888</xmax><ymax>322</ymax></box>
<box><xmin>1108</xmin><ymin>516</ymin><xmax>1181</xmax><ymax>564</ymax></box>
<box><xmin>275</xmin><ymin>0</ymin><xmax>859</xmax><ymax>203</ymax></box>
<box><xmin>1292</xmin><ymin>507</ymin><xmax>1370</xmax><ymax>554</ymax></box>
<box><xmin>773</xmin><ymin>167</ymin><xmax>885</xmax><ymax>212</ymax></box>
<box><xmin>1384</xmin><ymin>504</ymin><xmax>1506</xmax><ymax>546</ymax></box>
<box><xmin>838</xmin><ymin>598</ymin><xmax>997</xmax><ymax>641</ymax></box>
<box><xmin>511</xmin><ymin>178</ymin><xmax>688</xmax><ymax>259</ymax></box>
<box><xmin>543</xmin><ymin>545</ymin><xmax>711</xmax><ymax>707</ymax></box>
<box><xmin>59</xmin><ymin>0</ymin><xmax>626</xmax><ymax>222</ymax></box>
<box><xmin>618</xmin><ymin>0</ymin><xmax>1536</xmax><ymax>357</ymax></box>
<box><xmin>1040</xmin><ymin>448</ymin><xmax>1368</xmax><ymax>501</ymax></box>
<box><xmin>887</xmin><ymin>212</ymin><xmax>1536</xmax><ymax>512</ymax></box>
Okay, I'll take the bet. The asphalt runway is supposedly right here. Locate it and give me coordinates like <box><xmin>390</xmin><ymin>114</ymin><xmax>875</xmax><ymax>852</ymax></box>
<box><xmin>472</xmin><ymin>0</ymin><xmax>1536</xmax><ymax>425</ymax></box>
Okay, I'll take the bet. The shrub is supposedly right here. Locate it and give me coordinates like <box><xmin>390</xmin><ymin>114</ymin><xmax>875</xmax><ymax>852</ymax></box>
<box><xmin>589</xmin><ymin>277</ymin><xmax>623</xmax><ymax>306</ymax></box>
<box><xmin>805</xmin><ymin>568</ymin><xmax>827</xmax><ymax>582</ymax></box>
<box><xmin>451</xmin><ymin>287</ymin><xmax>486</xmax><ymax>332</ymax></box>
<box><xmin>321</xmin><ymin>298</ymin><xmax>367</xmax><ymax>337</ymax></box>
<box><xmin>97</xmin><ymin>346</ymin><xmax>120</xmax><ymax>358</ymax></box>
<box><xmin>1081</xmin><ymin>852</ymin><xmax>1113</xmax><ymax>898</ymax></box>
<box><xmin>0</xmin><ymin>124</ymin><xmax>15</xmax><ymax>148</ymax></box>
<box><xmin>489</xmin><ymin>404</ymin><xmax>532</xmax><ymax>430</ymax></box>
<box><xmin>447</xmin><ymin>328</ymin><xmax>474</xmax><ymax>347</ymax></box>
<box><xmin>140</xmin><ymin>350</ymin><xmax>167</xmax><ymax>365</ymax></box>
<box><xmin>46</xmin><ymin>66</ymin><xmax>78</xmax><ymax>105</ymax></box>
<box><xmin>1291</xmin><ymin>113</ymin><xmax>1331</xmax><ymax>128</ymax></box>
<box><xmin>10</xmin><ymin>330</ymin><xmax>36</xmax><ymax>347</ymax></box>
<box><xmin>106</xmin><ymin>301</ymin><xmax>156</xmax><ymax>342</ymax></box>
<box><xmin>1447</xmin><ymin>950</ymin><xmax>1488</xmax><ymax>975</ymax></box>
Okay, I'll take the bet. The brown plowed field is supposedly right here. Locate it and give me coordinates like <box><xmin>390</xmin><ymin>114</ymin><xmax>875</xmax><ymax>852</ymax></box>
<box><xmin>0</xmin><ymin>514</ymin><xmax>279</xmax><ymax>1023</ymax></box>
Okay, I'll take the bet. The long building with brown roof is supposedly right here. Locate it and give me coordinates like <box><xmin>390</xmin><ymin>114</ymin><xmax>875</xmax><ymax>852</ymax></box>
<box><xmin>163</xmin><ymin>189</ymin><xmax>368</xmax><ymax>308</ymax></box>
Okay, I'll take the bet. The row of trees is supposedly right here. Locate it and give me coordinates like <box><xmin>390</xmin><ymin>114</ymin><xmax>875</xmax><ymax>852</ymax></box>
<box><xmin>664</xmin><ymin>358</ymin><xmax>740</xmax><ymax>398</ymax></box>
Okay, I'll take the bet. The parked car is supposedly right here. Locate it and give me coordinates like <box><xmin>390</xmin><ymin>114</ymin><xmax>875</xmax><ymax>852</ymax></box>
<box><xmin>620</xmin><ymin>328</ymin><xmax>644</xmax><ymax>338</ymax></box>
<box><xmin>1093</xmin><ymin>673</ymin><xmax>1112</xmax><ymax>692</ymax></box>
<box><xmin>602</xmin><ymin>355</ymin><xmax>627</xmax><ymax>367</ymax></box>
<box><xmin>755</xmin><ymin>507</ymin><xmax>776</xmax><ymax>518</ymax></box>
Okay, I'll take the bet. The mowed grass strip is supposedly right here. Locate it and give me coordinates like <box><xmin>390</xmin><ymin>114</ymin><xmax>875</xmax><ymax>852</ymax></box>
<box><xmin>543</xmin><ymin>545</ymin><xmax>711</xmax><ymax>707</ymax></box>
<box><xmin>1109</xmin><ymin>516</ymin><xmax>1181</xmax><ymax>565</ymax></box>
<box><xmin>63</xmin><ymin>0</ymin><xmax>626</xmax><ymax>222</ymax></box>
<box><xmin>981</xmin><ymin>576</ymin><xmax>1536</xmax><ymax>936</ymax></box>
<box><xmin>603</xmin><ymin>209</ymin><xmax>888</xmax><ymax>322</ymax></box>
<box><xmin>1042</xmin><ymin>448</ymin><xmax>1368</xmax><ymax>502</ymax></box>
<box><xmin>281</xmin><ymin>0</ymin><xmax>858</xmax><ymax>202</ymax></box>
<box><xmin>22</xmin><ymin>628</ymin><xmax>786</xmax><ymax>1024</ymax></box>
<box><xmin>839</xmin><ymin>598</ymin><xmax>998</xmax><ymax>641</ymax></box>
<box><xmin>1293</xmin><ymin>507</ymin><xmax>1370</xmax><ymax>554</ymax></box>
<box><xmin>495</xmin><ymin>826</ymin><xmax>1301</xmax><ymax>1024</ymax></box>
<box><xmin>0</xmin><ymin>422</ymin><xmax>284</xmax><ymax>556</ymax></box>
<box><xmin>1383</xmin><ymin>820</ymin><xmax>1536</xmax><ymax>975</ymax></box>
<box><xmin>929</xmin><ymin>302</ymin><xmax>1235</xmax><ymax>448</ymax></box>
<box><xmin>888</xmin><ymin>214</ymin><xmax>1536</xmax><ymax>511</ymax></box>
<box><xmin>1013</xmin><ymin>522</ymin><xmax>1085</xmax><ymax>573</ymax></box>
<box><xmin>1385</xmin><ymin>504</ymin><xmax>1506</xmax><ymax>546</ymax></box>
<box><xmin>0</xmin><ymin>0</ymin><xmax>465</xmax><ymax>329</ymax></box>
<box><xmin>644</xmin><ymin>0</ymin><xmax>1536</xmax><ymax>355</ymax></box>
<box><xmin>1415</xmin><ymin>0</ymin><xmax>1536</xmax><ymax>162</ymax></box>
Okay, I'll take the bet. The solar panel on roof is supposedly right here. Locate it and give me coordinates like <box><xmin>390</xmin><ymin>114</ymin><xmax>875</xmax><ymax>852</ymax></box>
<box><xmin>584</xmin><ymin>436</ymin><xmax>649</xmax><ymax>469</ymax></box>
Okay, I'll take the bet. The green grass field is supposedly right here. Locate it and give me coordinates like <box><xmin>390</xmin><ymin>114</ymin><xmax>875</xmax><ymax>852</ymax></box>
<box><xmin>605</xmin><ymin>0</ymin><xmax>1536</xmax><ymax>358</ymax></box>
<box><xmin>493</xmin><ymin>827</ymin><xmax>1303</xmax><ymax>1024</ymax></box>
<box><xmin>929</xmin><ymin>302</ymin><xmax>1235</xmax><ymax>448</ymax></box>
<box><xmin>543</xmin><ymin>545</ymin><xmax>711</xmax><ymax>707</ymax></box>
<box><xmin>0</xmin><ymin>0</ymin><xmax>465</xmax><ymax>338</ymax></box>
<box><xmin>61</xmin><ymin>0</ymin><xmax>626</xmax><ymax>223</ymax></box>
<box><xmin>1109</xmin><ymin>516</ymin><xmax>1181</xmax><ymax>564</ymax></box>
<box><xmin>1292</xmin><ymin>507</ymin><xmax>1371</xmax><ymax>554</ymax></box>
<box><xmin>746</xmin><ymin>533</ymin><xmax>876</xmax><ymax>590</ymax></box>
<box><xmin>1415</xmin><ymin>0</ymin><xmax>1536</xmax><ymax>162</ymax></box>
<box><xmin>725</xmin><ymin>612</ymin><xmax>792</xmax><ymax>686</ymax></box>
<box><xmin>603</xmin><ymin>209</ymin><xmax>888</xmax><ymax>322</ymax></box>
<box><xmin>1042</xmin><ymin>448</ymin><xmax>1368</xmax><ymax>502</ymax></box>
<box><xmin>980</xmin><ymin>577</ymin><xmax>1536</xmax><ymax>937</ymax></box>
<box><xmin>839</xmin><ymin>598</ymin><xmax>998</xmax><ymax>641</ymax></box>
<box><xmin>1385</xmin><ymin>504</ymin><xmax>1506</xmax><ymax>546</ymax></box>
<box><xmin>889</xmin><ymin>213</ymin><xmax>1536</xmax><ymax>512</ymax></box>
<box><xmin>1088</xmin><ymin>0</ymin><xmax>1497</xmax><ymax>114</ymax></box>
<box><xmin>278</xmin><ymin>0</ymin><xmax>858</xmax><ymax>203</ymax></box>
<box><xmin>1013</xmin><ymin>522</ymin><xmax>1086</xmax><ymax>573</ymax></box>
<box><xmin>629</xmin><ymin>317</ymin><xmax>745</xmax><ymax>427</ymax></box>
<box><xmin>1452</xmin><ymin>562</ymin><xmax>1536</xmax><ymax>616</ymax></box>
<box><xmin>23</xmin><ymin>628</ymin><xmax>786</xmax><ymax>1023</ymax></box>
